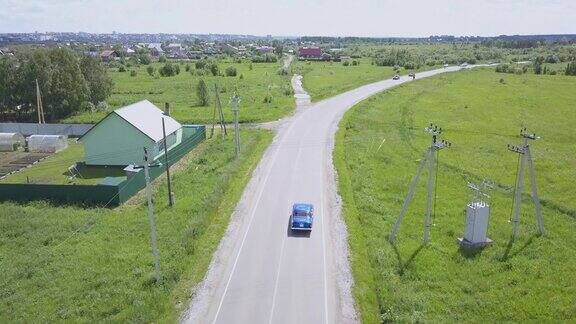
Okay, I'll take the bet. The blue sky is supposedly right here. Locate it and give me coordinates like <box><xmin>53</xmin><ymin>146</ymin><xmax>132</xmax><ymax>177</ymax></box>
<box><xmin>1</xmin><ymin>0</ymin><xmax>574</xmax><ymax>36</ymax></box>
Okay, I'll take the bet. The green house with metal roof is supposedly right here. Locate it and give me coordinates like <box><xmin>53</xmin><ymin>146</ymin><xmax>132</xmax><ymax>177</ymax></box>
<box><xmin>79</xmin><ymin>100</ymin><xmax>182</xmax><ymax>166</ymax></box>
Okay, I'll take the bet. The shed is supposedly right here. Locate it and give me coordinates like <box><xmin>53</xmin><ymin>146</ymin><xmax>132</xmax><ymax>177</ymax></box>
<box><xmin>27</xmin><ymin>135</ymin><xmax>68</xmax><ymax>153</ymax></box>
<box><xmin>79</xmin><ymin>100</ymin><xmax>183</xmax><ymax>166</ymax></box>
<box><xmin>0</xmin><ymin>132</ymin><xmax>25</xmax><ymax>151</ymax></box>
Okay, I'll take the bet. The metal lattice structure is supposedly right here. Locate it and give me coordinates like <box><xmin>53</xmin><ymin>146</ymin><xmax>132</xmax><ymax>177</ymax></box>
<box><xmin>389</xmin><ymin>123</ymin><xmax>452</xmax><ymax>245</ymax></box>
<box><xmin>507</xmin><ymin>127</ymin><xmax>545</xmax><ymax>239</ymax></box>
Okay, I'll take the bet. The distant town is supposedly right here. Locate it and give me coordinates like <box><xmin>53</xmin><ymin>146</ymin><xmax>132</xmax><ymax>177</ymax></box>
<box><xmin>1</xmin><ymin>32</ymin><xmax>575</xmax><ymax>62</ymax></box>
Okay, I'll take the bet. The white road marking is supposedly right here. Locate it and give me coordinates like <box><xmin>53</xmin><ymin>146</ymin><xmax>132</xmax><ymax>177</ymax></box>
<box><xmin>212</xmin><ymin>113</ymin><xmax>303</xmax><ymax>324</ymax></box>
<box><xmin>268</xmin><ymin>143</ymin><xmax>303</xmax><ymax>324</ymax></box>
<box><xmin>321</xmin><ymin>144</ymin><xmax>329</xmax><ymax>324</ymax></box>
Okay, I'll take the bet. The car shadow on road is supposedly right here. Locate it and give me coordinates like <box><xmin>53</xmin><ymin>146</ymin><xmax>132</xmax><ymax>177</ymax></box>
<box><xmin>286</xmin><ymin>217</ymin><xmax>311</xmax><ymax>238</ymax></box>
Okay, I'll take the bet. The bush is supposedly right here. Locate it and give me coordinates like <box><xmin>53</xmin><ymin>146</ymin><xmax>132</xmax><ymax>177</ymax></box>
<box><xmin>251</xmin><ymin>53</ymin><xmax>278</xmax><ymax>63</ymax></box>
<box><xmin>130</xmin><ymin>70</ymin><xmax>137</xmax><ymax>77</ymax></box>
<box><xmin>146</xmin><ymin>66</ymin><xmax>154</xmax><ymax>76</ymax></box>
<box><xmin>351</xmin><ymin>60</ymin><xmax>359</xmax><ymax>66</ymax></box>
<box><xmin>343</xmin><ymin>61</ymin><xmax>350</xmax><ymax>66</ymax></box>
<box><xmin>210</xmin><ymin>63</ymin><xmax>219</xmax><ymax>76</ymax></box>
<box><xmin>249</xmin><ymin>63</ymin><xmax>253</xmax><ymax>70</ymax></box>
<box><xmin>196</xmin><ymin>79</ymin><xmax>209</xmax><ymax>106</ymax></box>
<box><xmin>225</xmin><ymin>66</ymin><xmax>237</xmax><ymax>77</ymax></box>
<box><xmin>158</xmin><ymin>55</ymin><xmax>167</xmax><ymax>63</ymax></box>
<box><xmin>185</xmin><ymin>64</ymin><xmax>191</xmax><ymax>72</ymax></box>
<box><xmin>159</xmin><ymin>62</ymin><xmax>177</xmax><ymax>77</ymax></box>
<box><xmin>263</xmin><ymin>95</ymin><xmax>272</xmax><ymax>103</ymax></box>
<box><xmin>139</xmin><ymin>54</ymin><xmax>152</xmax><ymax>65</ymax></box>
<box><xmin>565</xmin><ymin>62</ymin><xmax>576</xmax><ymax>76</ymax></box>
<box><xmin>239</xmin><ymin>74</ymin><xmax>244</xmax><ymax>80</ymax></box>
<box><xmin>118</xmin><ymin>66</ymin><xmax>126</xmax><ymax>72</ymax></box>
<box><xmin>96</xmin><ymin>101</ymin><xmax>109</xmax><ymax>112</ymax></box>
<box><xmin>195</xmin><ymin>60</ymin><xmax>207</xmax><ymax>69</ymax></box>
<box><xmin>495</xmin><ymin>64</ymin><xmax>511</xmax><ymax>73</ymax></box>
<box><xmin>283</xmin><ymin>86</ymin><xmax>294</xmax><ymax>96</ymax></box>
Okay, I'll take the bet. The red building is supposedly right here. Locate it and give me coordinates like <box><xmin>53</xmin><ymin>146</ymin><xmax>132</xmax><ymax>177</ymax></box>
<box><xmin>298</xmin><ymin>47</ymin><xmax>322</xmax><ymax>59</ymax></box>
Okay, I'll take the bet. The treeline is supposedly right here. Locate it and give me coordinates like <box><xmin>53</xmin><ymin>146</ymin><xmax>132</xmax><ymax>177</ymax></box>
<box><xmin>370</xmin><ymin>46</ymin><xmax>503</xmax><ymax>69</ymax></box>
<box><xmin>0</xmin><ymin>48</ymin><xmax>113</xmax><ymax>122</ymax></box>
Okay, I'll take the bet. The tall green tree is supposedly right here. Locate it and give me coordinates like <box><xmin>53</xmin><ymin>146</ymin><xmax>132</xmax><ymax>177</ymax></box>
<box><xmin>80</xmin><ymin>55</ymin><xmax>113</xmax><ymax>104</ymax></box>
<box><xmin>44</xmin><ymin>48</ymin><xmax>89</xmax><ymax>120</ymax></box>
<box><xmin>196</xmin><ymin>79</ymin><xmax>209</xmax><ymax>106</ymax></box>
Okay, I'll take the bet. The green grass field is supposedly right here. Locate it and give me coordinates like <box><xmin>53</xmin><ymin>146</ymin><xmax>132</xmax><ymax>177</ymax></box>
<box><xmin>0</xmin><ymin>129</ymin><xmax>273</xmax><ymax>322</ymax></box>
<box><xmin>293</xmin><ymin>59</ymin><xmax>442</xmax><ymax>101</ymax></box>
<box><xmin>293</xmin><ymin>59</ymin><xmax>396</xmax><ymax>101</ymax></box>
<box><xmin>0</xmin><ymin>141</ymin><xmax>125</xmax><ymax>185</ymax></box>
<box><xmin>334</xmin><ymin>68</ymin><xmax>576</xmax><ymax>322</ymax></box>
<box><xmin>64</xmin><ymin>60</ymin><xmax>294</xmax><ymax>124</ymax></box>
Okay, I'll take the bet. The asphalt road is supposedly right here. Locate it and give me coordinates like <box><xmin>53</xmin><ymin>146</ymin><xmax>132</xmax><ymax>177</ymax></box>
<box><xmin>186</xmin><ymin>66</ymin><xmax>466</xmax><ymax>324</ymax></box>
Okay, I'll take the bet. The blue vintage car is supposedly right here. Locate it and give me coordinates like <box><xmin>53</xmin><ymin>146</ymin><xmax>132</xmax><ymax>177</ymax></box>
<box><xmin>291</xmin><ymin>203</ymin><xmax>314</xmax><ymax>231</ymax></box>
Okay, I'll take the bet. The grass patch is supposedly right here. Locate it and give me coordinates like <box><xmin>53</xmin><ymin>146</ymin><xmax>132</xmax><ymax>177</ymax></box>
<box><xmin>334</xmin><ymin>68</ymin><xmax>576</xmax><ymax>322</ymax></box>
<box><xmin>294</xmin><ymin>58</ymin><xmax>441</xmax><ymax>101</ymax></box>
<box><xmin>0</xmin><ymin>129</ymin><xmax>273</xmax><ymax>322</ymax></box>
<box><xmin>63</xmin><ymin>60</ymin><xmax>294</xmax><ymax>124</ymax></box>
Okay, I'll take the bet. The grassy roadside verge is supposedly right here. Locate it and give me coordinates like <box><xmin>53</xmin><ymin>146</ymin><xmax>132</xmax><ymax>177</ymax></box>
<box><xmin>0</xmin><ymin>129</ymin><xmax>273</xmax><ymax>322</ymax></box>
<box><xmin>334</xmin><ymin>114</ymin><xmax>381</xmax><ymax>324</ymax></box>
<box><xmin>334</xmin><ymin>69</ymin><xmax>576</xmax><ymax>322</ymax></box>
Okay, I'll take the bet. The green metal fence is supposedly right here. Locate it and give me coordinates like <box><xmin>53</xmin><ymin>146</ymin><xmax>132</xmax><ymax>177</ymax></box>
<box><xmin>0</xmin><ymin>125</ymin><xmax>206</xmax><ymax>207</ymax></box>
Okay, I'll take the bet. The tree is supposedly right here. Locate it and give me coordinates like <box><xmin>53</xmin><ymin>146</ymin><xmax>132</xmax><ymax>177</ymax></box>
<box><xmin>80</xmin><ymin>55</ymin><xmax>113</xmax><ymax>105</ymax></box>
<box><xmin>146</xmin><ymin>66</ymin><xmax>155</xmax><ymax>76</ymax></box>
<box><xmin>274</xmin><ymin>44</ymin><xmax>283</xmax><ymax>56</ymax></box>
<box><xmin>565</xmin><ymin>62</ymin><xmax>576</xmax><ymax>76</ymax></box>
<box><xmin>44</xmin><ymin>48</ymin><xmax>89</xmax><ymax>120</ymax></box>
<box><xmin>159</xmin><ymin>62</ymin><xmax>176</xmax><ymax>76</ymax></box>
<box><xmin>0</xmin><ymin>48</ymin><xmax>111</xmax><ymax>121</ymax></box>
<box><xmin>225</xmin><ymin>66</ymin><xmax>237</xmax><ymax>77</ymax></box>
<box><xmin>0</xmin><ymin>56</ymin><xmax>20</xmax><ymax>117</ymax></box>
<box><xmin>139</xmin><ymin>53</ymin><xmax>152</xmax><ymax>65</ymax></box>
<box><xmin>196</xmin><ymin>79</ymin><xmax>209</xmax><ymax>106</ymax></box>
<box><xmin>533</xmin><ymin>57</ymin><xmax>544</xmax><ymax>75</ymax></box>
<box><xmin>210</xmin><ymin>63</ymin><xmax>219</xmax><ymax>76</ymax></box>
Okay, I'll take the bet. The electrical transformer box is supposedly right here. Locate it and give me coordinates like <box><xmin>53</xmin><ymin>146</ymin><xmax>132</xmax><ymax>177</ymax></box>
<box><xmin>464</xmin><ymin>202</ymin><xmax>490</xmax><ymax>244</ymax></box>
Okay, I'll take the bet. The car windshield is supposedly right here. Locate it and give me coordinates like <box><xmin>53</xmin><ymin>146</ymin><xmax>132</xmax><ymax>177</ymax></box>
<box><xmin>294</xmin><ymin>210</ymin><xmax>310</xmax><ymax>217</ymax></box>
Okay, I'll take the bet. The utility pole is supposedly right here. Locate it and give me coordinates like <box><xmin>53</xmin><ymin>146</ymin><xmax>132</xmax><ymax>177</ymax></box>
<box><xmin>161</xmin><ymin>117</ymin><xmax>174</xmax><ymax>206</ymax></box>
<box><xmin>143</xmin><ymin>147</ymin><xmax>162</xmax><ymax>283</ymax></box>
<box><xmin>210</xmin><ymin>83</ymin><xmax>227</xmax><ymax>138</ymax></box>
<box><xmin>507</xmin><ymin>127</ymin><xmax>545</xmax><ymax>240</ymax></box>
<box><xmin>231</xmin><ymin>94</ymin><xmax>241</xmax><ymax>158</ymax></box>
<box><xmin>36</xmin><ymin>79</ymin><xmax>45</xmax><ymax>124</ymax></box>
<box><xmin>389</xmin><ymin>123</ymin><xmax>451</xmax><ymax>245</ymax></box>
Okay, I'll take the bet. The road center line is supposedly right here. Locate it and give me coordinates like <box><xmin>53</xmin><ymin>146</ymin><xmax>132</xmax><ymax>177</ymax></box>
<box><xmin>269</xmin><ymin>134</ymin><xmax>305</xmax><ymax>323</ymax></box>
<box><xmin>212</xmin><ymin>111</ymin><xmax>303</xmax><ymax>324</ymax></box>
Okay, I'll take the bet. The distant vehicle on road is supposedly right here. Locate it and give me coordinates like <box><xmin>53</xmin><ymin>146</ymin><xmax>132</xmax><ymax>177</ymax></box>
<box><xmin>443</xmin><ymin>64</ymin><xmax>449</xmax><ymax>68</ymax></box>
<box><xmin>408</xmin><ymin>73</ymin><xmax>415</xmax><ymax>79</ymax></box>
<box><xmin>392</xmin><ymin>75</ymin><xmax>400</xmax><ymax>80</ymax></box>
<box><xmin>290</xmin><ymin>203</ymin><xmax>314</xmax><ymax>231</ymax></box>
<box><xmin>460</xmin><ymin>62</ymin><xmax>469</xmax><ymax>68</ymax></box>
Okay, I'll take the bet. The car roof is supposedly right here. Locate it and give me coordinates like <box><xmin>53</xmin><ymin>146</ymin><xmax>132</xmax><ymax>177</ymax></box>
<box><xmin>293</xmin><ymin>203</ymin><xmax>313</xmax><ymax>213</ymax></box>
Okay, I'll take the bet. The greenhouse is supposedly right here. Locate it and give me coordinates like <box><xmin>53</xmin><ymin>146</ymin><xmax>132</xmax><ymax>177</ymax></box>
<box><xmin>27</xmin><ymin>135</ymin><xmax>68</xmax><ymax>153</ymax></box>
<box><xmin>0</xmin><ymin>132</ymin><xmax>25</xmax><ymax>152</ymax></box>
